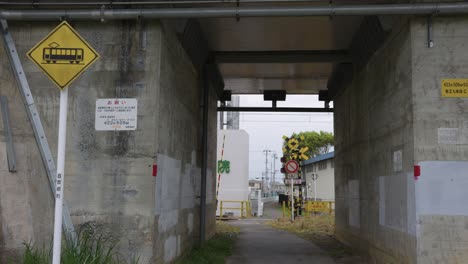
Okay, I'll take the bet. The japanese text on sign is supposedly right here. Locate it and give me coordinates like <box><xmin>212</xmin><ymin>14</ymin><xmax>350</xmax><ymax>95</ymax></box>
<box><xmin>95</xmin><ymin>98</ymin><xmax>137</xmax><ymax>131</ymax></box>
<box><xmin>305</xmin><ymin>201</ymin><xmax>332</xmax><ymax>213</ymax></box>
<box><xmin>441</xmin><ymin>79</ymin><xmax>468</xmax><ymax>98</ymax></box>
<box><xmin>218</xmin><ymin>160</ymin><xmax>231</xmax><ymax>174</ymax></box>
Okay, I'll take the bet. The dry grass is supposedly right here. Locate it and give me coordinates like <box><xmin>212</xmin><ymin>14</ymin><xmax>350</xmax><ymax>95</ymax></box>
<box><xmin>268</xmin><ymin>214</ymin><xmax>335</xmax><ymax>236</ymax></box>
<box><xmin>215</xmin><ymin>221</ymin><xmax>240</xmax><ymax>235</ymax></box>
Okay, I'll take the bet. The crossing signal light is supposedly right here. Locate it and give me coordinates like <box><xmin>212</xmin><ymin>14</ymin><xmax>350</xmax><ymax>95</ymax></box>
<box><xmin>280</xmin><ymin>156</ymin><xmax>287</xmax><ymax>173</ymax></box>
<box><xmin>280</xmin><ymin>156</ymin><xmax>287</xmax><ymax>163</ymax></box>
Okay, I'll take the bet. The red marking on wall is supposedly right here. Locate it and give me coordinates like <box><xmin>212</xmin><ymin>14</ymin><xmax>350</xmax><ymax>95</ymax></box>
<box><xmin>414</xmin><ymin>165</ymin><xmax>420</xmax><ymax>180</ymax></box>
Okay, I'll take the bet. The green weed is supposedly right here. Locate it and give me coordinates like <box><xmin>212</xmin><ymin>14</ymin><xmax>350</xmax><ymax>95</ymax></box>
<box><xmin>175</xmin><ymin>221</ymin><xmax>238</xmax><ymax>264</ymax></box>
<box><xmin>21</xmin><ymin>223</ymin><xmax>140</xmax><ymax>264</ymax></box>
<box><xmin>22</xmin><ymin>243</ymin><xmax>50</xmax><ymax>264</ymax></box>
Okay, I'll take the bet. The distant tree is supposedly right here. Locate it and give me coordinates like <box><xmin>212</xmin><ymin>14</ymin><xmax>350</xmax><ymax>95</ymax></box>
<box><xmin>284</xmin><ymin>131</ymin><xmax>334</xmax><ymax>158</ymax></box>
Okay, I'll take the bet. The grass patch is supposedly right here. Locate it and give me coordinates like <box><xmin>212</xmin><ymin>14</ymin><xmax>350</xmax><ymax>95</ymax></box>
<box><xmin>176</xmin><ymin>221</ymin><xmax>239</xmax><ymax>264</ymax></box>
<box><xmin>268</xmin><ymin>214</ymin><xmax>335</xmax><ymax>237</ymax></box>
<box><xmin>21</xmin><ymin>223</ymin><xmax>140</xmax><ymax>264</ymax></box>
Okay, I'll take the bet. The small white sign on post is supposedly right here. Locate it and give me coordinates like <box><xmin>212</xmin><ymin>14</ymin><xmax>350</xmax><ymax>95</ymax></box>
<box><xmin>95</xmin><ymin>98</ymin><xmax>138</xmax><ymax>131</ymax></box>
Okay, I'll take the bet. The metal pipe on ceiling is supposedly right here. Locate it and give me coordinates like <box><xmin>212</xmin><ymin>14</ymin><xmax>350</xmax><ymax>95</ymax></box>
<box><xmin>1</xmin><ymin>2</ymin><xmax>468</xmax><ymax>20</ymax></box>
<box><xmin>0</xmin><ymin>0</ymin><xmax>333</xmax><ymax>6</ymax></box>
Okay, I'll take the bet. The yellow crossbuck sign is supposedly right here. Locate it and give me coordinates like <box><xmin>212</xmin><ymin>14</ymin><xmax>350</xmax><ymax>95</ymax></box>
<box><xmin>282</xmin><ymin>135</ymin><xmax>309</xmax><ymax>161</ymax></box>
<box><xmin>27</xmin><ymin>21</ymin><xmax>99</xmax><ymax>90</ymax></box>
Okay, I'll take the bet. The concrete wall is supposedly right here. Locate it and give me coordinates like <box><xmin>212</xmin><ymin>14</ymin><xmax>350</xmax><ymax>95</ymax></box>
<box><xmin>411</xmin><ymin>16</ymin><xmax>468</xmax><ymax>264</ymax></box>
<box><xmin>335</xmin><ymin>16</ymin><xmax>468</xmax><ymax>264</ymax></box>
<box><xmin>0</xmin><ymin>20</ymin><xmax>217</xmax><ymax>263</ymax></box>
<box><xmin>216</xmin><ymin>130</ymin><xmax>249</xmax><ymax>217</ymax></box>
<box><xmin>334</xmin><ymin>20</ymin><xmax>417</xmax><ymax>263</ymax></box>
<box><xmin>0</xmin><ymin>23</ymin><xmax>55</xmax><ymax>262</ymax></box>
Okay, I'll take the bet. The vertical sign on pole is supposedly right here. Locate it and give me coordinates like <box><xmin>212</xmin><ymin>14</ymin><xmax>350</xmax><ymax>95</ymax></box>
<box><xmin>27</xmin><ymin>21</ymin><xmax>99</xmax><ymax>264</ymax></box>
<box><xmin>285</xmin><ymin>160</ymin><xmax>299</xmax><ymax>221</ymax></box>
<box><xmin>290</xmin><ymin>174</ymin><xmax>294</xmax><ymax>221</ymax></box>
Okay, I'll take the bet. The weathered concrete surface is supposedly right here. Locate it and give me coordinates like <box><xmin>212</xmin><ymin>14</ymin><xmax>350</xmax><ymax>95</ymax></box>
<box><xmin>411</xmin><ymin>16</ymin><xmax>468</xmax><ymax>264</ymax></box>
<box><xmin>226</xmin><ymin>219</ymin><xmax>335</xmax><ymax>264</ymax></box>
<box><xmin>0</xmin><ymin>20</ymin><xmax>217</xmax><ymax>263</ymax></box>
<box><xmin>334</xmin><ymin>19</ymin><xmax>416</xmax><ymax>264</ymax></box>
<box><xmin>0</xmin><ymin>22</ymin><xmax>55</xmax><ymax>263</ymax></box>
<box><xmin>335</xmin><ymin>16</ymin><xmax>468</xmax><ymax>264</ymax></box>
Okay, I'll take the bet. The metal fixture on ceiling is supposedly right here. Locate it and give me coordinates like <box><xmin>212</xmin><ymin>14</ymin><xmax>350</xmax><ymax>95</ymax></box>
<box><xmin>217</xmin><ymin>106</ymin><xmax>334</xmax><ymax>112</ymax></box>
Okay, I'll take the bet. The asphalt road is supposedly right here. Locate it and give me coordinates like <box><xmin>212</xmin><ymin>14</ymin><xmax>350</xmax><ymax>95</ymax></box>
<box><xmin>226</xmin><ymin>218</ymin><xmax>336</xmax><ymax>264</ymax></box>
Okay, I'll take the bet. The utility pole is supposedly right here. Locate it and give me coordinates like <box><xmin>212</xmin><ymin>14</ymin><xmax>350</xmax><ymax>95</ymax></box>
<box><xmin>272</xmin><ymin>153</ymin><xmax>277</xmax><ymax>193</ymax></box>
<box><xmin>263</xmin><ymin>149</ymin><xmax>272</xmax><ymax>196</ymax></box>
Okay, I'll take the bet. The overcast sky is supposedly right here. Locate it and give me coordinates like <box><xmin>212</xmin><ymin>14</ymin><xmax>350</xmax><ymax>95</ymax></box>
<box><xmin>234</xmin><ymin>95</ymin><xmax>334</xmax><ymax>182</ymax></box>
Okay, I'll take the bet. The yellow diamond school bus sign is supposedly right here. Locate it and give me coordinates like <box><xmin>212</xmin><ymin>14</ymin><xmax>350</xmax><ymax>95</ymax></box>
<box><xmin>27</xmin><ymin>21</ymin><xmax>99</xmax><ymax>90</ymax></box>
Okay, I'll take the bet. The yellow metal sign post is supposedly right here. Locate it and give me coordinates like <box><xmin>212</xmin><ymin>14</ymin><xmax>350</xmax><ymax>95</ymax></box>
<box><xmin>27</xmin><ymin>21</ymin><xmax>99</xmax><ymax>264</ymax></box>
<box><xmin>27</xmin><ymin>21</ymin><xmax>99</xmax><ymax>90</ymax></box>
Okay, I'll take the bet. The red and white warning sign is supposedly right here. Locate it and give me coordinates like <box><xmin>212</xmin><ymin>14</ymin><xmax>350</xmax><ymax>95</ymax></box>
<box><xmin>285</xmin><ymin>160</ymin><xmax>299</xmax><ymax>174</ymax></box>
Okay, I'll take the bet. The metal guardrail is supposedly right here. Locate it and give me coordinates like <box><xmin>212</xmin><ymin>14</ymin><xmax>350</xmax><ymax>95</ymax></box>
<box><xmin>219</xmin><ymin>200</ymin><xmax>252</xmax><ymax>218</ymax></box>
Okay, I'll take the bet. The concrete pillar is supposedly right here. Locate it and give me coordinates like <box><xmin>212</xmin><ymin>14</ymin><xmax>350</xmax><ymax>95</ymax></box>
<box><xmin>411</xmin><ymin>16</ymin><xmax>468</xmax><ymax>264</ymax></box>
<box><xmin>0</xmin><ymin>20</ymin><xmax>217</xmax><ymax>263</ymax></box>
<box><xmin>335</xmin><ymin>16</ymin><xmax>468</xmax><ymax>264</ymax></box>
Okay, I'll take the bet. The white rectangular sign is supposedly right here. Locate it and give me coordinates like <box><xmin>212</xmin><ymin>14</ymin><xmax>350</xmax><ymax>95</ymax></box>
<box><xmin>95</xmin><ymin>98</ymin><xmax>137</xmax><ymax>131</ymax></box>
<box><xmin>285</xmin><ymin>179</ymin><xmax>303</xmax><ymax>185</ymax></box>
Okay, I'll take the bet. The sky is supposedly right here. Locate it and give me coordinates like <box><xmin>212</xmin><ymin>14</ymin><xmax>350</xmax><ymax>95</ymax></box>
<box><xmin>234</xmin><ymin>95</ymin><xmax>334</xmax><ymax>183</ymax></box>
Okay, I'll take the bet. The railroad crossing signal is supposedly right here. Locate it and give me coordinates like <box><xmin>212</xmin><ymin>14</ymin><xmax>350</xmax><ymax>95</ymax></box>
<box><xmin>27</xmin><ymin>21</ymin><xmax>99</xmax><ymax>90</ymax></box>
<box><xmin>282</xmin><ymin>135</ymin><xmax>309</xmax><ymax>161</ymax></box>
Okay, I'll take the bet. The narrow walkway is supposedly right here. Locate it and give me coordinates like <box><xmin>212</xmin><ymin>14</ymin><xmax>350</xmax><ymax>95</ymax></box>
<box><xmin>226</xmin><ymin>218</ymin><xmax>336</xmax><ymax>264</ymax></box>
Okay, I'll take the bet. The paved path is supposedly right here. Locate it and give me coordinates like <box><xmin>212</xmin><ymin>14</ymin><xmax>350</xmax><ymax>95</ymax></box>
<box><xmin>226</xmin><ymin>218</ymin><xmax>336</xmax><ymax>264</ymax></box>
<box><xmin>261</xmin><ymin>200</ymin><xmax>284</xmax><ymax>220</ymax></box>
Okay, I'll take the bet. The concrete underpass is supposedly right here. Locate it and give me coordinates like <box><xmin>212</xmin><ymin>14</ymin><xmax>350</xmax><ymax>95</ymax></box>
<box><xmin>1</xmin><ymin>1</ymin><xmax>468</xmax><ymax>263</ymax></box>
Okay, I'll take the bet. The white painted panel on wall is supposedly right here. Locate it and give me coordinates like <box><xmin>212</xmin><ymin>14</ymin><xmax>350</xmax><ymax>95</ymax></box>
<box><xmin>407</xmin><ymin>173</ymin><xmax>416</xmax><ymax>236</ymax></box>
<box><xmin>348</xmin><ymin>180</ymin><xmax>360</xmax><ymax>228</ymax></box>
<box><xmin>348</xmin><ymin>179</ymin><xmax>359</xmax><ymax>198</ymax></box>
<box><xmin>379</xmin><ymin>176</ymin><xmax>386</xmax><ymax>226</ymax></box>
<box><xmin>393</xmin><ymin>150</ymin><xmax>403</xmax><ymax>172</ymax></box>
<box><xmin>379</xmin><ymin>174</ymin><xmax>413</xmax><ymax>234</ymax></box>
<box><xmin>416</xmin><ymin>161</ymin><xmax>468</xmax><ymax>215</ymax></box>
<box><xmin>438</xmin><ymin>128</ymin><xmax>460</xmax><ymax>144</ymax></box>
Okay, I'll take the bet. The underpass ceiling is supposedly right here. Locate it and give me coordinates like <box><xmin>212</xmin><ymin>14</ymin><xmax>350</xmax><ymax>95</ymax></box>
<box><xmin>220</xmin><ymin>62</ymin><xmax>332</xmax><ymax>94</ymax></box>
<box><xmin>199</xmin><ymin>15</ymin><xmax>362</xmax><ymax>95</ymax></box>
<box><xmin>2</xmin><ymin>0</ymin><xmax>399</xmax><ymax>96</ymax></box>
<box><xmin>197</xmin><ymin>0</ymin><xmax>396</xmax><ymax>95</ymax></box>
